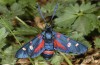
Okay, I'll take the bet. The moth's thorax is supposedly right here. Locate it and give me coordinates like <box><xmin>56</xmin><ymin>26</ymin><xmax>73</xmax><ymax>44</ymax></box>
<box><xmin>45</xmin><ymin>32</ymin><xmax>52</xmax><ymax>39</ymax></box>
<box><xmin>42</xmin><ymin>26</ymin><xmax>54</xmax><ymax>43</ymax></box>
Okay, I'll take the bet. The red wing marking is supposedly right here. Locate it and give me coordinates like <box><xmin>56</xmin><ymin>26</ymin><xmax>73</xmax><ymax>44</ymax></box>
<box><xmin>34</xmin><ymin>40</ymin><xmax>44</xmax><ymax>52</ymax></box>
<box><xmin>54</xmin><ymin>39</ymin><xmax>66</xmax><ymax>50</ymax></box>
<box><xmin>43</xmin><ymin>51</ymin><xmax>54</xmax><ymax>55</ymax></box>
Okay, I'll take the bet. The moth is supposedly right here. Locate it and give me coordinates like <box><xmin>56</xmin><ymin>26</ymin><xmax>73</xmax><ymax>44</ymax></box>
<box><xmin>15</xmin><ymin>3</ymin><xmax>87</xmax><ymax>60</ymax></box>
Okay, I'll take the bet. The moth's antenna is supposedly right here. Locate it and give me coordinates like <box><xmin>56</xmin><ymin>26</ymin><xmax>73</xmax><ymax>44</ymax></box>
<box><xmin>50</xmin><ymin>3</ymin><xmax>58</xmax><ymax>22</ymax></box>
<box><xmin>37</xmin><ymin>3</ymin><xmax>46</xmax><ymax>23</ymax></box>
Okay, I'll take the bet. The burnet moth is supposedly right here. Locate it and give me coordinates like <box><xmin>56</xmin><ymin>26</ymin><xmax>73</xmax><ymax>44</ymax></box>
<box><xmin>15</xmin><ymin>3</ymin><xmax>87</xmax><ymax>60</ymax></box>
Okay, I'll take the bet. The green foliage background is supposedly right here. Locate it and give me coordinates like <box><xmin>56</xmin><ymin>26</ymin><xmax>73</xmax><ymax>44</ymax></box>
<box><xmin>0</xmin><ymin>0</ymin><xmax>100</xmax><ymax>65</ymax></box>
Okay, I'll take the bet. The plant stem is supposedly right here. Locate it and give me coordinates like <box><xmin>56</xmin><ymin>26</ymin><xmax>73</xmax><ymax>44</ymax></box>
<box><xmin>15</xmin><ymin>16</ymin><xmax>29</xmax><ymax>28</ymax></box>
<box><xmin>60</xmin><ymin>52</ymin><xmax>73</xmax><ymax>65</ymax></box>
<box><xmin>1</xmin><ymin>18</ymin><xmax>22</xmax><ymax>46</ymax></box>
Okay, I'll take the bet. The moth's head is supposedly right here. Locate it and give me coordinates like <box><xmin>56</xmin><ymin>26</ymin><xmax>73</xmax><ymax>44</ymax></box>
<box><xmin>45</xmin><ymin>24</ymin><xmax>52</xmax><ymax>32</ymax></box>
<box><xmin>37</xmin><ymin>3</ymin><xmax>58</xmax><ymax>31</ymax></box>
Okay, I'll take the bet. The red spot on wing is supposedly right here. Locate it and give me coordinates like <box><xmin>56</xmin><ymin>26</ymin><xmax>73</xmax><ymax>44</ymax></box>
<box><xmin>54</xmin><ymin>39</ymin><xmax>66</xmax><ymax>50</ymax></box>
<box><xmin>34</xmin><ymin>40</ymin><xmax>44</xmax><ymax>52</ymax></box>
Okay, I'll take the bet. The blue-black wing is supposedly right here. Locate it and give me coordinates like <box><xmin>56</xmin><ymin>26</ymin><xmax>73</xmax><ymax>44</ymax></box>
<box><xmin>15</xmin><ymin>34</ymin><xmax>45</xmax><ymax>58</ymax></box>
<box><xmin>53</xmin><ymin>32</ymin><xmax>87</xmax><ymax>54</ymax></box>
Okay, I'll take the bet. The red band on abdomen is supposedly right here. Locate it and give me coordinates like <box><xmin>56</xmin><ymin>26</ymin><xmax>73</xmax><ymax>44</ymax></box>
<box><xmin>43</xmin><ymin>50</ymin><xmax>54</xmax><ymax>55</ymax></box>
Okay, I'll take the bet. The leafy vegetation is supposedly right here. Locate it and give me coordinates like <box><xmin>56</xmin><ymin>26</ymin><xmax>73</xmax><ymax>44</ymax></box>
<box><xmin>0</xmin><ymin>0</ymin><xmax>100</xmax><ymax>65</ymax></box>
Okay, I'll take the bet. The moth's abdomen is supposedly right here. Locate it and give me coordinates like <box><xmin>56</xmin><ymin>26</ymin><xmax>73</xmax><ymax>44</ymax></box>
<box><xmin>41</xmin><ymin>50</ymin><xmax>54</xmax><ymax>60</ymax></box>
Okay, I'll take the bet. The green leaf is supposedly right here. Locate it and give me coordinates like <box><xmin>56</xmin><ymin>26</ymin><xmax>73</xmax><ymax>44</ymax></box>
<box><xmin>0</xmin><ymin>18</ymin><xmax>14</xmax><ymax>30</ymax></box>
<box><xmin>41</xmin><ymin>2</ymin><xmax>59</xmax><ymax>17</ymax></box>
<box><xmin>51</xmin><ymin>54</ymin><xmax>63</xmax><ymax>65</ymax></box>
<box><xmin>80</xmin><ymin>2</ymin><xmax>96</xmax><ymax>13</ymax></box>
<box><xmin>66</xmin><ymin>0</ymin><xmax>77</xmax><ymax>3</ymax></box>
<box><xmin>82</xmin><ymin>40</ymin><xmax>91</xmax><ymax>48</ymax></box>
<box><xmin>72</xmin><ymin>16</ymin><xmax>91</xmax><ymax>35</ymax></box>
<box><xmin>54</xmin><ymin>27</ymin><xmax>72</xmax><ymax>34</ymax></box>
<box><xmin>0</xmin><ymin>3</ymin><xmax>25</xmax><ymax>19</ymax></box>
<box><xmin>0</xmin><ymin>0</ymin><xmax>16</xmax><ymax>5</ymax></box>
<box><xmin>85</xmin><ymin>14</ymin><xmax>98</xmax><ymax>29</ymax></box>
<box><xmin>0</xmin><ymin>5</ymin><xmax>9</xmax><ymax>14</ymax></box>
<box><xmin>70</xmin><ymin>4</ymin><xmax>80</xmax><ymax>13</ymax></box>
<box><xmin>97</xmin><ymin>17</ymin><xmax>100</xmax><ymax>32</ymax></box>
<box><xmin>55</xmin><ymin>4</ymin><xmax>79</xmax><ymax>27</ymax></box>
<box><xmin>18</xmin><ymin>0</ymin><xmax>36</xmax><ymax>7</ymax></box>
<box><xmin>0</xmin><ymin>27</ymin><xmax>8</xmax><ymax>40</ymax></box>
<box><xmin>13</xmin><ymin>26</ymin><xmax>39</xmax><ymax>35</ymax></box>
<box><xmin>94</xmin><ymin>37</ymin><xmax>100</xmax><ymax>48</ymax></box>
<box><xmin>55</xmin><ymin>14</ymin><xmax>77</xmax><ymax>28</ymax></box>
<box><xmin>3</xmin><ymin>46</ymin><xmax>12</xmax><ymax>54</ymax></box>
<box><xmin>69</xmin><ymin>31</ymin><xmax>83</xmax><ymax>40</ymax></box>
<box><xmin>55</xmin><ymin>2</ymin><xmax>97</xmax><ymax>33</ymax></box>
<box><xmin>72</xmin><ymin>14</ymin><xmax>98</xmax><ymax>35</ymax></box>
<box><xmin>1</xmin><ymin>46</ymin><xmax>16</xmax><ymax>64</ymax></box>
<box><xmin>0</xmin><ymin>27</ymin><xmax>8</xmax><ymax>50</ymax></box>
<box><xmin>17</xmin><ymin>0</ymin><xmax>37</xmax><ymax>17</ymax></box>
<box><xmin>40</xmin><ymin>2</ymin><xmax>65</xmax><ymax>17</ymax></box>
<box><xmin>10</xmin><ymin>3</ymin><xmax>24</xmax><ymax>16</ymax></box>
